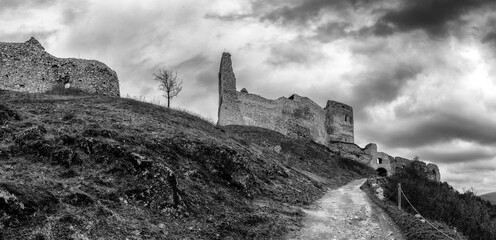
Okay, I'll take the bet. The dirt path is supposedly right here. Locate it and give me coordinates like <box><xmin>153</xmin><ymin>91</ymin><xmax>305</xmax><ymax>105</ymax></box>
<box><xmin>287</xmin><ymin>179</ymin><xmax>404</xmax><ymax>240</ymax></box>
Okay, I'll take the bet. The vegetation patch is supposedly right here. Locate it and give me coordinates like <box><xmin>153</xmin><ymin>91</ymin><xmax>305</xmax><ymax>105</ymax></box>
<box><xmin>375</xmin><ymin>161</ymin><xmax>496</xmax><ymax>240</ymax></box>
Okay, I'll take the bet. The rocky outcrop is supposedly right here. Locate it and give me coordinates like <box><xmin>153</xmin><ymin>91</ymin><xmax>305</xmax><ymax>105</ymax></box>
<box><xmin>0</xmin><ymin>37</ymin><xmax>119</xmax><ymax>96</ymax></box>
<box><xmin>217</xmin><ymin>52</ymin><xmax>354</xmax><ymax>145</ymax></box>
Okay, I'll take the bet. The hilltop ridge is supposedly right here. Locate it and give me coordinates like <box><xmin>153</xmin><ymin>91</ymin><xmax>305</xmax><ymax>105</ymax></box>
<box><xmin>0</xmin><ymin>90</ymin><xmax>374</xmax><ymax>239</ymax></box>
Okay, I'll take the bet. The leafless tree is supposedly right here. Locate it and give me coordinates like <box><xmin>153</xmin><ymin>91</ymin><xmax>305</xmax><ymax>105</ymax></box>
<box><xmin>153</xmin><ymin>67</ymin><xmax>183</xmax><ymax>108</ymax></box>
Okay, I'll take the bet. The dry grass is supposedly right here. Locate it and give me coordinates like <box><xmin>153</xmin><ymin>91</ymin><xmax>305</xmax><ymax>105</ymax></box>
<box><xmin>0</xmin><ymin>90</ymin><xmax>374</xmax><ymax>239</ymax></box>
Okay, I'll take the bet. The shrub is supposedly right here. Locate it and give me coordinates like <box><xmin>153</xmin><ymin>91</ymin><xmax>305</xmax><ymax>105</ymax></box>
<box><xmin>383</xmin><ymin>162</ymin><xmax>496</xmax><ymax>240</ymax></box>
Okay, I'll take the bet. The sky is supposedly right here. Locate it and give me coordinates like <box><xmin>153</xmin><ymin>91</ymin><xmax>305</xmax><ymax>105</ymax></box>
<box><xmin>1</xmin><ymin>0</ymin><xmax>496</xmax><ymax>194</ymax></box>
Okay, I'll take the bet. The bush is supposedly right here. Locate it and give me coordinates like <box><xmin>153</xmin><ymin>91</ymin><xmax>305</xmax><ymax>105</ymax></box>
<box><xmin>383</xmin><ymin>162</ymin><xmax>496</xmax><ymax>240</ymax></box>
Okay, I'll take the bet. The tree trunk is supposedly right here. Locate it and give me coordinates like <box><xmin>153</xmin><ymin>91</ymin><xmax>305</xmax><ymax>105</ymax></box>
<box><xmin>167</xmin><ymin>96</ymin><xmax>170</xmax><ymax>108</ymax></box>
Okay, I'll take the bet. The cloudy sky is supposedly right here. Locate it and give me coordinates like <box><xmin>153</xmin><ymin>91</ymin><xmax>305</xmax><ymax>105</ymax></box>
<box><xmin>2</xmin><ymin>0</ymin><xmax>496</xmax><ymax>194</ymax></box>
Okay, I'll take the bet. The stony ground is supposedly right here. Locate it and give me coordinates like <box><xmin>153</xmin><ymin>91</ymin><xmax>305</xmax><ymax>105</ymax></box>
<box><xmin>287</xmin><ymin>179</ymin><xmax>404</xmax><ymax>240</ymax></box>
<box><xmin>0</xmin><ymin>90</ymin><xmax>375</xmax><ymax>240</ymax></box>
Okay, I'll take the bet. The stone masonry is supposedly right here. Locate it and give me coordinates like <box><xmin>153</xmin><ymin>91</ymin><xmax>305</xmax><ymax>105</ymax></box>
<box><xmin>217</xmin><ymin>52</ymin><xmax>354</xmax><ymax>145</ymax></box>
<box><xmin>0</xmin><ymin>37</ymin><xmax>119</xmax><ymax>96</ymax></box>
<box><xmin>327</xmin><ymin>142</ymin><xmax>440</xmax><ymax>181</ymax></box>
<box><xmin>216</xmin><ymin>52</ymin><xmax>441</xmax><ymax>181</ymax></box>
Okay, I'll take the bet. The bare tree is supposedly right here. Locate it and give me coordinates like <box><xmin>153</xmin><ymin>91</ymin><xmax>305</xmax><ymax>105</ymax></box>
<box><xmin>153</xmin><ymin>67</ymin><xmax>183</xmax><ymax>108</ymax></box>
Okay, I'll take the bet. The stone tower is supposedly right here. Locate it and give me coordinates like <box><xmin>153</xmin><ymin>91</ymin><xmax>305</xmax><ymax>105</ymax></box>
<box><xmin>324</xmin><ymin>100</ymin><xmax>354</xmax><ymax>143</ymax></box>
<box><xmin>217</xmin><ymin>52</ymin><xmax>243</xmax><ymax>125</ymax></box>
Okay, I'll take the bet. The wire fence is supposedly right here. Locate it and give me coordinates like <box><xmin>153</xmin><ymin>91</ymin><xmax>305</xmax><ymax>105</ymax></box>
<box><xmin>399</xmin><ymin>187</ymin><xmax>456</xmax><ymax>240</ymax></box>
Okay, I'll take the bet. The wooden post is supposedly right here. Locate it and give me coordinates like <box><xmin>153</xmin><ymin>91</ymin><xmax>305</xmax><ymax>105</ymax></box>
<box><xmin>398</xmin><ymin>183</ymin><xmax>402</xmax><ymax>210</ymax></box>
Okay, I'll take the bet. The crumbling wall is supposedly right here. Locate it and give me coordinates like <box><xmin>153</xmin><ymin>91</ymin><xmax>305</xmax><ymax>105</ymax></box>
<box><xmin>426</xmin><ymin>163</ymin><xmax>441</xmax><ymax>182</ymax></box>
<box><xmin>0</xmin><ymin>37</ymin><xmax>119</xmax><ymax>96</ymax></box>
<box><xmin>325</xmin><ymin>100</ymin><xmax>354</xmax><ymax>142</ymax></box>
<box><xmin>236</xmin><ymin>92</ymin><xmax>330</xmax><ymax>144</ymax></box>
<box><xmin>217</xmin><ymin>52</ymin><xmax>243</xmax><ymax>125</ymax></box>
<box><xmin>216</xmin><ymin>52</ymin><xmax>353</xmax><ymax>145</ymax></box>
<box><xmin>327</xmin><ymin>142</ymin><xmax>372</xmax><ymax>165</ymax></box>
<box><xmin>328</xmin><ymin>142</ymin><xmax>441</xmax><ymax>181</ymax></box>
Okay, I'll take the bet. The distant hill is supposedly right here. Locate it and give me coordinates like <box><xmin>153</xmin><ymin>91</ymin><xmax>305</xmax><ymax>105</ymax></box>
<box><xmin>480</xmin><ymin>192</ymin><xmax>496</xmax><ymax>204</ymax></box>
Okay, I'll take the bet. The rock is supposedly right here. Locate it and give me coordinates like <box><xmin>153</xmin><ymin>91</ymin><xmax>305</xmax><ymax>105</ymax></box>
<box><xmin>63</xmin><ymin>192</ymin><xmax>94</xmax><ymax>207</ymax></box>
<box><xmin>0</xmin><ymin>104</ymin><xmax>21</xmax><ymax>125</ymax></box>
<box><xmin>50</xmin><ymin>147</ymin><xmax>81</xmax><ymax>168</ymax></box>
<box><xmin>272</xmin><ymin>145</ymin><xmax>282</xmax><ymax>153</ymax></box>
<box><xmin>0</xmin><ymin>182</ymin><xmax>59</xmax><ymax>227</ymax></box>
<box><xmin>240</xmin><ymin>88</ymin><xmax>248</xmax><ymax>93</ymax></box>
<box><xmin>128</xmin><ymin>152</ymin><xmax>154</xmax><ymax>169</ymax></box>
<box><xmin>375</xmin><ymin>187</ymin><xmax>384</xmax><ymax>200</ymax></box>
<box><xmin>14</xmin><ymin>125</ymin><xmax>47</xmax><ymax>145</ymax></box>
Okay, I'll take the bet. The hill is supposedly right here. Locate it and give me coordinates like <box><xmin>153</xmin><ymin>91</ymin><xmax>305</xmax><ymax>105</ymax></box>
<box><xmin>480</xmin><ymin>192</ymin><xmax>496</xmax><ymax>205</ymax></box>
<box><xmin>0</xmin><ymin>90</ymin><xmax>374</xmax><ymax>239</ymax></box>
<box><xmin>378</xmin><ymin>161</ymin><xmax>496</xmax><ymax>239</ymax></box>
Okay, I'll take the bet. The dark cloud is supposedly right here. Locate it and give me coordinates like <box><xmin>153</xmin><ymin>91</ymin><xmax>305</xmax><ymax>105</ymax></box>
<box><xmin>419</xmin><ymin>149</ymin><xmax>495</xmax><ymax>163</ymax></box>
<box><xmin>204</xmin><ymin>13</ymin><xmax>251</xmax><ymax>22</ymax></box>
<box><xmin>0</xmin><ymin>0</ymin><xmax>56</xmax><ymax>12</ymax></box>
<box><xmin>348</xmin><ymin>63</ymin><xmax>422</xmax><ymax>116</ymax></box>
<box><xmin>261</xmin><ymin>0</ymin><xmax>370</xmax><ymax>26</ymax></box>
<box><xmin>313</xmin><ymin>22</ymin><xmax>351</xmax><ymax>42</ymax></box>
<box><xmin>266</xmin><ymin>38</ymin><xmax>326</xmax><ymax>66</ymax></box>
<box><xmin>451</xmin><ymin>161</ymin><xmax>496</xmax><ymax>172</ymax></box>
<box><xmin>366</xmin><ymin>112</ymin><xmax>496</xmax><ymax>148</ymax></box>
<box><xmin>173</xmin><ymin>54</ymin><xmax>210</xmax><ymax>71</ymax></box>
<box><xmin>375</xmin><ymin>0</ymin><xmax>496</xmax><ymax>37</ymax></box>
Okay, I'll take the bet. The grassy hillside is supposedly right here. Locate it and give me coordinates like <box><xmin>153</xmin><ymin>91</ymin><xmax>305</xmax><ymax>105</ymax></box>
<box><xmin>0</xmin><ymin>90</ymin><xmax>374</xmax><ymax>240</ymax></box>
<box><xmin>381</xmin><ymin>161</ymin><xmax>496</xmax><ymax>240</ymax></box>
<box><xmin>480</xmin><ymin>192</ymin><xmax>496</xmax><ymax>205</ymax></box>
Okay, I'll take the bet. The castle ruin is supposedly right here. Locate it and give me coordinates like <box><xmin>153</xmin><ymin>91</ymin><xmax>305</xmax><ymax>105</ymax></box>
<box><xmin>0</xmin><ymin>37</ymin><xmax>119</xmax><ymax>96</ymax></box>
<box><xmin>217</xmin><ymin>52</ymin><xmax>441</xmax><ymax>181</ymax></box>
<box><xmin>218</xmin><ymin>52</ymin><xmax>354</xmax><ymax>145</ymax></box>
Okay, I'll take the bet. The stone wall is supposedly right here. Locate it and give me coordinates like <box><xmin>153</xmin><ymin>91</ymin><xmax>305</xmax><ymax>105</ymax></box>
<box><xmin>216</xmin><ymin>52</ymin><xmax>440</xmax><ymax>181</ymax></box>
<box><xmin>237</xmin><ymin>93</ymin><xmax>330</xmax><ymax>144</ymax></box>
<box><xmin>328</xmin><ymin>142</ymin><xmax>441</xmax><ymax>181</ymax></box>
<box><xmin>218</xmin><ymin>52</ymin><xmax>242</xmax><ymax>125</ymax></box>
<box><xmin>325</xmin><ymin>100</ymin><xmax>354</xmax><ymax>142</ymax></box>
<box><xmin>217</xmin><ymin>52</ymin><xmax>354</xmax><ymax>145</ymax></box>
<box><xmin>0</xmin><ymin>37</ymin><xmax>119</xmax><ymax>96</ymax></box>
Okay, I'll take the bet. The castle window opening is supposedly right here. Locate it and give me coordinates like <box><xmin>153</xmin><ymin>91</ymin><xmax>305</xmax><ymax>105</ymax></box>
<box><xmin>377</xmin><ymin>158</ymin><xmax>383</xmax><ymax>164</ymax></box>
<box><xmin>377</xmin><ymin>168</ymin><xmax>387</xmax><ymax>177</ymax></box>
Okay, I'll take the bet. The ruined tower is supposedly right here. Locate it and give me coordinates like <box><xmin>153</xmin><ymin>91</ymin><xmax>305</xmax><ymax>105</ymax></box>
<box><xmin>0</xmin><ymin>37</ymin><xmax>119</xmax><ymax>96</ymax></box>
<box><xmin>217</xmin><ymin>52</ymin><xmax>243</xmax><ymax>125</ymax></box>
<box><xmin>217</xmin><ymin>52</ymin><xmax>354</xmax><ymax>145</ymax></box>
<box><xmin>324</xmin><ymin>100</ymin><xmax>354</xmax><ymax>143</ymax></box>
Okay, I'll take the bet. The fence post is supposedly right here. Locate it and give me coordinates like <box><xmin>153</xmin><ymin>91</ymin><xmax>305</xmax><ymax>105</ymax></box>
<box><xmin>398</xmin><ymin>183</ymin><xmax>402</xmax><ymax>210</ymax></box>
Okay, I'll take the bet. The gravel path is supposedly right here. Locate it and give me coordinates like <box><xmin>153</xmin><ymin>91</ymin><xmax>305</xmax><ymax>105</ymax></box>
<box><xmin>287</xmin><ymin>179</ymin><xmax>404</xmax><ymax>240</ymax></box>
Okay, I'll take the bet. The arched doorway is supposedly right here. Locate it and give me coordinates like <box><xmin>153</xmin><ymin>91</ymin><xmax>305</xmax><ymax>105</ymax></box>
<box><xmin>377</xmin><ymin>168</ymin><xmax>388</xmax><ymax>177</ymax></box>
